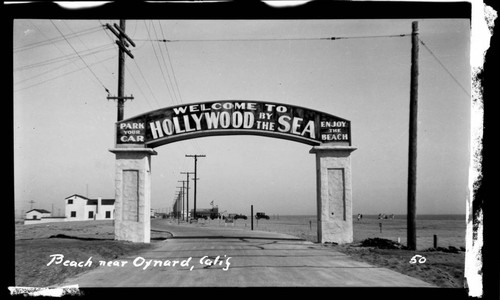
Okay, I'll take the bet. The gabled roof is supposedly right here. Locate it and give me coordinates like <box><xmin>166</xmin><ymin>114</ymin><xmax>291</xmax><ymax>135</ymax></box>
<box><xmin>66</xmin><ymin>194</ymin><xmax>115</xmax><ymax>205</ymax></box>
<box><xmin>26</xmin><ymin>209</ymin><xmax>51</xmax><ymax>214</ymax></box>
<box><xmin>65</xmin><ymin>194</ymin><xmax>90</xmax><ymax>200</ymax></box>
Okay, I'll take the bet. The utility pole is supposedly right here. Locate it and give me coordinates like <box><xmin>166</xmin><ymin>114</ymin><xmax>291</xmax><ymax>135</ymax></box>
<box><xmin>174</xmin><ymin>194</ymin><xmax>181</xmax><ymax>224</ymax></box>
<box><xmin>181</xmin><ymin>172</ymin><xmax>194</xmax><ymax>222</ymax></box>
<box><xmin>28</xmin><ymin>200</ymin><xmax>35</xmax><ymax>210</ymax></box>
<box><xmin>186</xmin><ymin>154</ymin><xmax>206</xmax><ymax>219</ymax></box>
<box><xmin>105</xmin><ymin>20</ymin><xmax>135</xmax><ymax>121</ymax></box>
<box><xmin>407</xmin><ymin>21</ymin><xmax>419</xmax><ymax>251</ymax></box>
<box><xmin>172</xmin><ymin>197</ymin><xmax>178</xmax><ymax>220</ymax></box>
<box><xmin>175</xmin><ymin>191</ymin><xmax>182</xmax><ymax>221</ymax></box>
<box><xmin>178</xmin><ymin>181</ymin><xmax>187</xmax><ymax>221</ymax></box>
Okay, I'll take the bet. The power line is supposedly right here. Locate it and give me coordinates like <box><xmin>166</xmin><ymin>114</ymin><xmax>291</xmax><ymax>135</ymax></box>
<box><xmin>15</xmin><ymin>44</ymin><xmax>115</xmax><ymax>71</ymax></box>
<box><xmin>419</xmin><ymin>39</ymin><xmax>470</xmax><ymax>97</ymax></box>
<box><xmin>15</xmin><ymin>55</ymin><xmax>82</xmax><ymax>86</ymax></box>
<box><xmin>131</xmin><ymin>59</ymin><xmax>163</xmax><ymax>108</ymax></box>
<box><xmin>14</xmin><ymin>25</ymin><xmax>103</xmax><ymax>52</ymax></box>
<box><xmin>143</xmin><ymin>20</ymin><xmax>177</xmax><ymax>106</ymax></box>
<box><xmin>18</xmin><ymin>20</ymin><xmax>105</xmax><ymax>90</ymax></box>
<box><xmin>14</xmin><ymin>46</ymin><xmax>115</xmax><ymax>86</ymax></box>
<box><xmin>157</xmin><ymin>21</ymin><xmax>205</xmax><ymax>155</ymax></box>
<box><xmin>15</xmin><ymin>55</ymin><xmax>115</xmax><ymax>93</ymax></box>
<box><xmin>99</xmin><ymin>19</ymin><xmax>162</xmax><ymax>109</ymax></box>
<box><xmin>136</xmin><ymin>33</ymin><xmax>410</xmax><ymax>43</ymax></box>
<box><xmin>158</xmin><ymin>21</ymin><xmax>184</xmax><ymax>104</ymax></box>
<box><xmin>125</xmin><ymin>64</ymin><xmax>155</xmax><ymax>110</ymax></box>
<box><xmin>150</xmin><ymin>20</ymin><xmax>180</xmax><ymax>105</ymax></box>
<box><xmin>62</xmin><ymin>20</ymin><xmax>115</xmax><ymax>84</ymax></box>
<box><xmin>50</xmin><ymin>20</ymin><xmax>110</xmax><ymax>94</ymax></box>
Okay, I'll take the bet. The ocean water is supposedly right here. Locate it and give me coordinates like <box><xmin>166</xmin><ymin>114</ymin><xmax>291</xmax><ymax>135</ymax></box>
<box><xmin>199</xmin><ymin>213</ymin><xmax>466</xmax><ymax>248</ymax></box>
<box><xmin>253</xmin><ymin>214</ymin><xmax>466</xmax><ymax>248</ymax></box>
<box><xmin>268</xmin><ymin>214</ymin><xmax>467</xmax><ymax>222</ymax></box>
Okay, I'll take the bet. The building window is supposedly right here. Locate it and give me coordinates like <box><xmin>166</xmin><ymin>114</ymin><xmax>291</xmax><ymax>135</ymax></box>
<box><xmin>105</xmin><ymin>211</ymin><xmax>111</xmax><ymax>219</ymax></box>
<box><xmin>71</xmin><ymin>211</ymin><xmax>76</xmax><ymax>218</ymax></box>
<box><xmin>68</xmin><ymin>199</ymin><xmax>73</xmax><ymax>204</ymax></box>
<box><xmin>88</xmin><ymin>211</ymin><xmax>94</xmax><ymax>219</ymax></box>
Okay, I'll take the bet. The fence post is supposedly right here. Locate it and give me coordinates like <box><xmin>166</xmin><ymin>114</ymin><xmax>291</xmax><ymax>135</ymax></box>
<box><xmin>251</xmin><ymin>205</ymin><xmax>253</xmax><ymax>231</ymax></box>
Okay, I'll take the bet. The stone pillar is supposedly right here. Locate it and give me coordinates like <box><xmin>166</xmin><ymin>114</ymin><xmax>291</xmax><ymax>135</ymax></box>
<box><xmin>109</xmin><ymin>148</ymin><xmax>157</xmax><ymax>243</ymax></box>
<box><xmin>310</xmin><ymin>145</ymin><xmax>356</xmax><ymax>244</ymax></box>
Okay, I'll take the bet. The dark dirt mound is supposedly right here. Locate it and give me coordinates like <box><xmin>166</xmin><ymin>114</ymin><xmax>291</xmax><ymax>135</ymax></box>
<box><xmin>424</xmin><ymin>246</ymin><xmax>465</xmax><ymax>253</ymax></box>
<box><xmin>360</xmin><ymin>237</ymin><xmax>406</xmax><ymax>249</ymax></box>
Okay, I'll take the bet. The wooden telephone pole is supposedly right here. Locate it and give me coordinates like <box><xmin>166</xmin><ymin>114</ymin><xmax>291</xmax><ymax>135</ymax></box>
<box><xmin>178</xmin><ymin>181</ymin><xmax>188</xmax><ymax>221</ymax></box>
<box><xmin>186</xmin><ymin>154</ymin><xmax>206</xmax><ymax>219</ymax></box>
<box><xmin>176</xmin><ymin>186</ymin><xmax>184</xmax><ymax>221</ymax></box>
<box><xmin>105</xmin><ymin>20</ymin><xmax>135</xmax><ymax>121</ymax></box>
<box><xmin>407</xmin><ymin>21</ymin><xmax>419</xmax><ymax>251</ymax></box>
<box><xmin>181</xmin><ymin>172</ymin><xmax>195</xmax><ymax>222</ymax></box>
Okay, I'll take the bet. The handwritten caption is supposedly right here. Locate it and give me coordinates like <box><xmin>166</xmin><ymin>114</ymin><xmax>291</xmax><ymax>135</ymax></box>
<box><xmin>47</xmin><ymin>254</ymin><xmax>231</xmax><ymax>271</ymax></box>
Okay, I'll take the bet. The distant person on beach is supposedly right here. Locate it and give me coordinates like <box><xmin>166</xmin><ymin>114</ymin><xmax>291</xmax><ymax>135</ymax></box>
<box><xmin>357</xmin><ymin>214</ymin><xmax>361</xmax><ymax>221</ymax></box>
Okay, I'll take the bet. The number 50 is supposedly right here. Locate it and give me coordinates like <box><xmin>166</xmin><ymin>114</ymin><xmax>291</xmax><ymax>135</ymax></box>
<box><xmin>409</xmin><ymin>255</ymin><xmax>426</xmax><ymax>264</ymax></box>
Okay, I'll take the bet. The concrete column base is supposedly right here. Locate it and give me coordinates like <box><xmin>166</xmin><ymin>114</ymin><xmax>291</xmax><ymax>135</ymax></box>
<box><xmin>310</xmin><ymin>145</ymin><xmax>356</xmax><ymax>244</ymax></box>
<box><xmin>109</xmin><ymin>148</ymin><xmax>157</xmax><ymax>243</ymax></box>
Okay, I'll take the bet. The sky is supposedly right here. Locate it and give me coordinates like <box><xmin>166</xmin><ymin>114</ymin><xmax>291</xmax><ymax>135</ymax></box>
<box><xmin>13</xmin><ymin>17</ymin><xmax>471</xmax><ymax>217</ymax></box>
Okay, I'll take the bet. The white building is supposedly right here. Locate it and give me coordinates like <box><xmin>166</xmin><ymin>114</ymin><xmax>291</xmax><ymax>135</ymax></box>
<box><xmin>65</xmin><ymin>194</ymin><xmax>115</xmax><ymax>221</ymax></box>
<box><xmin>25</xmin><ymin>209</ymin><xmax>51</xmax><ymax>220</ymax></box>
<box><xmin>24</xmin><ymin>209</ymin><xmax>67</xmax><ymax>225</ymax></box>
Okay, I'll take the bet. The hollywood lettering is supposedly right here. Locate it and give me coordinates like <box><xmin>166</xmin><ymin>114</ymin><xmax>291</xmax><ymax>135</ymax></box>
<box><xmin>116</xmin><ymin>101</ymin><xmax>351</xmax><ymax>147</ymax></box>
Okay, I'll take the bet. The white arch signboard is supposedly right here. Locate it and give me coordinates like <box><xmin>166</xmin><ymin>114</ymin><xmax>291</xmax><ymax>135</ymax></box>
<box><xmin>110</xmin><ymin>100</ymin><xmax>356</xmax><ymax>243</ymax></box>
<box><xmin>116</xmin><ymin>100</ymin><xmax>351</xmax><ymax>147</ymax></box>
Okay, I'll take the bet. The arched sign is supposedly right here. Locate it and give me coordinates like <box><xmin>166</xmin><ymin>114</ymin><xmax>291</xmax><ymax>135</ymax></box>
<box><xmin>116</xmin><ymin>100</ymin><xmax>351</xmax><ymax>148</ymax></box>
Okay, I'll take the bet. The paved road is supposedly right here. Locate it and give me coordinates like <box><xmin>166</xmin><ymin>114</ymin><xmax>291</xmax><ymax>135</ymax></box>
<box><xmin>58</xmin><ymin>221</ymin><xmax>434</xmax><ymax>287</ymax></box>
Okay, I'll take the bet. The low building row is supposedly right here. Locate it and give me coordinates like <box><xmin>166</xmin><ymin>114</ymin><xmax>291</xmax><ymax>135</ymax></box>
<box><xmin>24</xmin><ymin>194</ymin><xmax>116</xmax><ymax>225</ymax></box>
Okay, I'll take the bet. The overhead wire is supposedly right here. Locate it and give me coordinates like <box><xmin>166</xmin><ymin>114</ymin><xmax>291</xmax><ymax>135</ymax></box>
<box><xmin>125</xmin><ymin>64</ymin><xmax>155</xmax><ymax>110</ymax></box>
<box><xmin>50</xmin><ymin>20</ymin><xmax>110</xmax><ymax>94</ymax></box>
<box><xmin>14</xmin><ymin>55</ymin><xmax>115</xmax><ymax>93</ymax></box>
<box><xmin>15</xmin><ymin>55</ymin><xmax>84</xmax><ymax>86</ymax></box>
<box><xmin>62</xmin><ymin>20</ymin><xmax>115</xmax><ymax>85</ymax></box>
<box><xmin>131</xmin><ymin>59</ymin><xmax>163</xmax><ymax>108</ymax></box>
<box><xmin>143</xmin><ymin>20</ymin><xmax>177</xmax><ymax>106</ymax></box>
<box><xmin>157</xmin><ymin>21</ymin><xmax>205</xmax><ymax>155</ymax></box>
<box><xmin>14</xmin><ymin>25</ymin><xmax>103</xmax><ymax>52</ymax></box>
<box><xmin>419</xmin><ymin>39</ymin><xmax>470</xmax><ymax>97</ymax></box>
<box><xmin>157</xmin><ymin>21</ymin><xmax>184</xmax><ymax>104</ymax></box>
<box><xmin>15</xmin><ymin>43</ymin><xmax>115</xmax><ymax>71</ymax></box>
<box><xmin>99</xmin><ymin>20</ymin><xmax>165</xmax><ymax>109</ymax></box>
<box><xmin>150</xmin><ymin>20</ymin><xmax>180</xmax><ymax>105</ymax></box>
<box><xmin>142</xmin><ymin>22</ymin><xmax>202</xmax><ymax>177</ymax></box>
<box><xmin>136</xmin><ymin>33</ymin><xmax>410</xmax><ymax>43</ymax></box>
